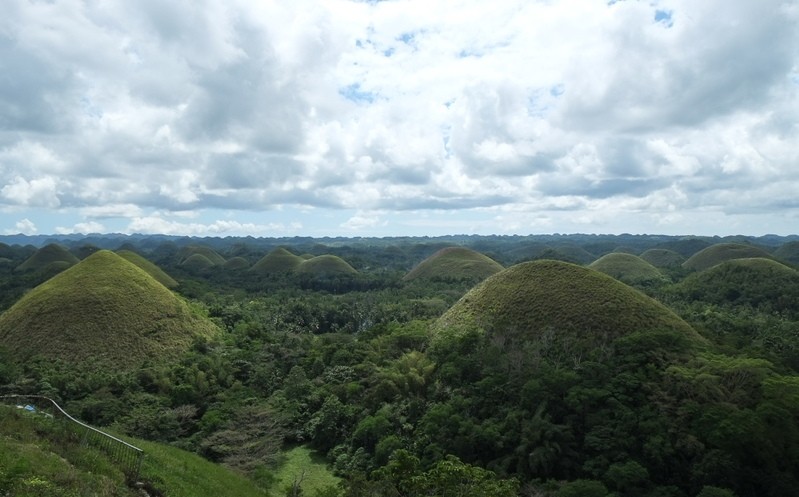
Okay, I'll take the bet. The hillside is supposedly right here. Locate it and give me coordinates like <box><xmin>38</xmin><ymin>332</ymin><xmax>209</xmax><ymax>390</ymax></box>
<box><xmin>774</xmin><ymin>241</ymin><xmax>799</xmax><ymax>266</ymax></box>
<box><xmin>640</xmin><ymin>248</ymin><xmax>685</xmax><ymax>268</ymax></box>
<box><xmin>15</xmin><ymin>243</ymin><xmax>79</xmax><ymax>272</ymax></box>
<box><xmin>117</xmin><ymin>249</ymin><xmax>179</xmax><ymax>288</ymax></box>
<box><xmin>589</xmin><ymin>252</ymin><xmax>666</xmax><ymax>285</ymax></box>
<box><xmin>180</xmin><ymin>253</ymin><xmax>216</xmax><ymax>271</ymax></box>
<box><xmin>676</xmin><ymin>257</ymin><xmax>799</xmax><ymax>312</ymax></box>
<box><xmin>222</xmin><ymin>256</ymin><xmax>250</xmax><ymax>270</ymax></box>
<box><xmin>0</xmin><ymin>250</ymin><xmax>218</xmax><ymax>368</ymax></box>
<box><xmin>403</xmin><ymin>247</ymin><xmax>503</xmax><ymax>282</ymax></box>
<box><xmin>251</xmin><ymin>247</ymin><xmax>304</xmax><ymax>273</ymax></box>
<box><xmin>682</xmin><ymin>243</ymin><xmax>773</xmax><ymax>271</ymax></box>
<box><xmin>296</xmin><ymin>255</ymin><xmax>358</xmax><ymax>277</ymax></box>
<box><xmin>178</xmin><ymin>245</ymin><xmax>226</xmax><ymax>266</ymax></box>
<box><xmin>437</xmin><ymin>260</ymin><xmax>700</xmax><ymax>347</ymax></box>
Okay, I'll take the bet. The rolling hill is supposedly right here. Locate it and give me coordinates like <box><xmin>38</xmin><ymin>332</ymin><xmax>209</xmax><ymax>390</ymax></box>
<box><xmin>180</xmin><ymin>253</ymin><xmax>216</xmax><ymax>271</ymax></box>
<box><xmin>222</xmin><ymin>256</ymin><xmax>250</xmax><ymax>270</ymax></box>
<box><xmin>296</xmin><ymin>255</ymin><xmax>358</xmax><ymax>277</ymax></box>
<box><xmin>251</xmin><ymin>247</ymin><xmax>305</xmax><ymax>274</ymax></box>
<box><xmin>640</xmin><ymin>248</ymin><xmax>685</xmax><ymax>268</ymax></box>
<box><xmin>589</xmin><ymin>253</ymin><xmax>666</xmax><ymax>285</ymax></box>
<box><xmin>436</xmin><ymin>260</ymin><xmax>700</xmax><ymax>348</ymax></box>
<box><xmin>178</xmin><ymin>245</ymin><xmax>226</xmax><ymax>266</ymax></box>
<box><xmin>403</xmin><ymin>247</ymin><xmax>503</xmax><ymax>282</ymax></box>
<box><xmin>682</xmin><ymin>243</ymin><xmax>773</xmax><ymax>272</ymax></box>
<box><xmin>0</xmin><ymin>250</ymin><xmax>218</xmax><ymax>368</ymax></box>
<box><xmin>15</xmin><ymin>243</ymin><xmax>79</xmax><ymax>272</ymax></box>
<box><xmin>116</xmin><ymin>249</ymin><xmax>179</xmax><ymax>288</ymax></box>
<box><xmin>774</xmin><ymin>241</ymin><xmax>799</xmax><ymax>266</ymax></box>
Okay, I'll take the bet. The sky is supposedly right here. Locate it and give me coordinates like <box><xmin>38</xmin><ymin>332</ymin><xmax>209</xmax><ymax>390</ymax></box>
<box><xmin>0</xmin><ymin>0</ymin><xmax>798</xmax><ymax>238</ymax></box>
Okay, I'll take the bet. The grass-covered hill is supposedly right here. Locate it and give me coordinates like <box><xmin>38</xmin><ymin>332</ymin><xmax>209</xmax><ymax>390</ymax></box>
<box><xmin>774</xmin><ymin>241</ymin><xmax>799</xmax><ymax>266</ymax></box>
<box><xmin>588</xmin><ymin>253</ymin><xmax>666</xmax><ymax>285</ymax></box>
<box><xmin>178</xmin><ymin>245</ymin><xmax>226</xmax><ymax>266</ymax></box>
<box><xmin>296</xmin><ymin>255</ymin><xmax>358</xmax><ymax>277</ymax></box>
<box><xmin>0</xmin><ymin>250</ymin><xmax>218</xmax><ymax>368</ymax></box>
<box><xmin>222</xmin><ymin>256</ymin><xmax>250</xmax><ymax>270</ymax></box>
<box><xmin>180</xmin><ymin>253</ymin><xmax>216</xmax><ymax>271</ymax></box>
<box><xmin>15</xmin><ymin>243</ymin><xmax>79</xmax><ymax>272</ymax></box>
<box><xmin>640</xmin><ymin>248</ymin><xmax>686</xmax><ymax>268</ymax></box>
<box><xmin>251</xmin><ymin>247</ymin><xmax>304</xmax><ymax>273</ymax></box>
<box><xmin>676</xmin><ymin>257</ymin><xmax>799</xmax><ymax>312</ymax></box>
<box><xmin>437</xmin><ymin>260</ymin><xmax>700</xmax><ymax>348</ymax></box>
<box><xmin>537</xmin><ymin>245</ymin><xmax>595</xmax><ymax>264</ymax></box>
<box><xmin>116</xmin><ymin>249</ymin><xmax>179</xmax><ymax>288</ymax></box>
<box><xmin>0</xmin><ymin>404</ymin><xmax>266</xmax><ymax>497</ymax></box>
<box><xmin>403</xmin><ymin>247</ymin><xmax>503</xmax><ymax>282</ymax></box>
<box><xmin>682</xmin><ymin>243</ymin><xmax>773</xmax><ymax>272</ymax></box>
<box><xmin>654</xmin><ymin>237</ymin><xmax>712</xmax><ymax>258</ymax></box>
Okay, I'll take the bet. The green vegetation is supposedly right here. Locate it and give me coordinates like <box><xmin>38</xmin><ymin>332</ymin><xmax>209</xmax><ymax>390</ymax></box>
<box><xmin>179</xmin><ymin>245</ymin><xmax>226</xmax><ymax>266</ymax></box>
<box><xmin>774</xmin><ymin>241</ymin><xmax>799</xmax><ymax>266</ymax></box>
<box><xmin>682</xmin><ymin>243</ymin><xmax>773</xmax><ymax>272</ymax></box>
<box><xmin>403</xmin><ymin>246</ymin><xmax>503</xmax><ymax>283</ymax></box>
<box><xmin>16</xmin><ymin>243</ymin><xmax>79</xmax><ymax>273</ymax></box>
<box><xmin>181</xmin><ymin>253</ymin><xmax>217</xmax><ymax>271</ymax></box>
<box><xmin>297</xmin><ymin>255</ymin><xmax>358</xmax><ymax>277</ymax></box>
<box><xmin>117</xmin><ymin>249</ymin><xmax>179</xmax><ymax>288</ymax></box>
<box><xmin>273</xmin><ymin>446</ymin><xmax>340</xmax><ymax>496</ymax></box>
<box><xmin>0</xmin><ymin>250</ymin><xmax>218</xmax><ymax>368</ymax></box>
<box><xmin>437</xmin><ymin>260</ymin><xmax>700</xmax><ymax>347</ymax></box>
<box><xmin>251</xmin><ymin>247</ymin><xmax>304</xmax><ymax>273</ymax></box>
<box><xmin>589</xmin><ymin>253</ymin><xmax>666</xmax><ymax>285</ymax></box>
<box><xmin>640</xmin><ymin>248</ymin><xmax>685</xmax><ymax>268</ymax></box>
<box><xmin>222</xmin><ymin>256</ymin><xmax>250</xmax><ymax>270</ymax></box>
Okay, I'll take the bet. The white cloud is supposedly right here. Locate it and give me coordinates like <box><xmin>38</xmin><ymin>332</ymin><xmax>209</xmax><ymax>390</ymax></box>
<box><xmin>5</xmin><ymin>218</ymin><xmax>38</xmax><ymax>235</ymax></box>
<box><xmin>55</xmin><ymin>221</ymin><xmax>106</xmax><ymax>235</ymax></box>
<box><xmin>126</xmin><ymin>216</ymin><xmax>302</xmax><ymax>236</ymax></box>
<box><xmin>341</xmin><ymin>211</ymin><xmax>384</xmax><ymax>230</ymax></box>
<box><xmin>0</xmin><ymin>176</ymin><xmax>61</xmax><ymax>208</ymax></box>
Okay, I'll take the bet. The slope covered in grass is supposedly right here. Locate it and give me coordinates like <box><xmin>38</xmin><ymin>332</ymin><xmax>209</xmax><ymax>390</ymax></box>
<box><xmin>15</xmin><ymin>243</ymin><xmax>79</xmax><ymax>272</ymax></box>
<box><xmin>437</xmin><ymin>260</ymin><xmax>700</xmax><ymax>348</ymax></box>
<box><xmin>117</xmin><ymin>249</ymin><xmax>178</xmax><ymax>288</ymax></box>
<box><xmin>222</xmin><ymin>256</ymin><xmax>250</xmax><ymax>270</ymax></box>
<box><xmin>251</xmin><ymin>247</ymin><xmax>304</xmax><ymax>274</ymax></box>
<box><xmin>676</xmin><ymin>257</ymin><xmax>799</xmax><ymax>312</ymax></box>
<box><xmin>273</xmin><ymin>446</ymin><xmax>340</xmax><ymax>496</ymax></box>
<box><xmin>589</xmin><ymin>253</ymin><xmax>666</xmax><ymax>285</ymax></box>
<box><xmin>640</xmin><ymin>248</ymin><xmax>685</xmax><ymax>268</ymax></box>
<box><xmin>297</xmin><ymin>255</ymin><xmax>358</xmax><ymax>276</ymax></box>
<box><xmin>178</xmin><ymin>245</ymin><xmax>226</xmax><ymax>266</ymax></box>
<box><xmin>0</xmin><ymin>250</ymin><xmax>218</xmax><ymax>368</ymax></box>
<box><xmin>682</xmin><ymin>243</ymin><xmax>772</xmax><ymax>272</ymax></box>
<box><xmin>774</xmin><ymin>241</ymin><xmax>799</xmax><ymax>266</ymax></box>
<box><xmin>403</xmin><ymin>247</ymin><xmax>503</xmax><ymax>282</ymax></box>
<box><xmin>181</xmin><ymin>253</ymin><xmax>216</xmax><ymax>271</ymax></box>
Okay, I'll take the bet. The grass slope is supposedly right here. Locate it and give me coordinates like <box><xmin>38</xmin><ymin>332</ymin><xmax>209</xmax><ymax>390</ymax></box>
<box><xmin>589</xmin><ymin>253</ymin><xmax>666</xmax><ymax>285</ymax></box>
<box><xmin>437</xmin><ymin>260</ymin><xmax>700</xmax><ymax>348</ymax></box>
<box><xmin>181</xmin><ymin>253</ymin><xmax>216</xmax><ymax>271</ymax></box>
<box><xmin>16</xmin><ymin>244</ymin><xmax>79</xmax><ymax>272</ymax></box>
<box><xmin>0</xmin><ymin>405</ymin><xmax>265</xmax><ymax>497</ymax></box>
<box><xmin>222</xmin><ymin>256</ymin><xmax>250</xmax><ymax>270</ymax></box>
<box><xmin>774</xmin><ymin>241</ymin><xmax>799</xmax><ymax>266</ymax></box>
<box><xmin>117</xmin><ymin>250</ymin><xmax>179</xmax><ymax>288</ymax></box>
<box><xmin>297</xmin><ymin>255</ymin><xmax>358</xmax><ymax>276</ymax></box>
<box><xmin>179</xmin><ymin>246</ymin><xmax>226</xmax><ymax>266</ymax></box>
<box><xmin>682</xmin><ymin>243</ymin><xmax>772</xmax><ymax>272</ymax></box>
<box><xmin>403</xmin><ymin>247</ymin><xmax>503</xmax><ymax>282</ymax></box>
<box><xmin>251</xmin><ymin>247</ymin><xmax>304</xmax><ymax>273</ymax></box>
<box><xmin>273</xmin><ymin>446</ymin><xmax>340</xmax><ymax>496</ymax></box>
<box><xmin>676</xmin><ymin>257</ymin><xmax>799</xmax><ymax>311</ymax></box>
<box><xmin>654</xmin><ymin>238</ymin><xmax>712</xmax><ymax>258</ymax></box>
<box><xmin>640</xmin><ymin>248</ymin><xmax>685</xmax><ymax>268</ymax></box>
<box><xmin>0</xmin><ymin>250</ymin><xmax>218</xmax><ymax>368</ymax></box>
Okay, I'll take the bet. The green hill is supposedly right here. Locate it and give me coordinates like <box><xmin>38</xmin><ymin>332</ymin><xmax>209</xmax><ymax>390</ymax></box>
<box><xmin>117</xmin><ymin>250</ymin><xmax>178</xmax><ymax>288</ymax></box>
<box><xmin>403</xmin><ymin>247</ymin><xmax>503</xmax><ymax>282</ymax></box>
<box><xmin>676</xmin><ymin>257</ymin><xmax>799</xmax><ymax>312</ymax></box>
<box><xmin>589</xmin><ymin>253</ymin><xmax>666</xmax><ymax>285</ymax></box>
<box><xmin>774</xmin><ymin>241</ymin><xmax>799</xmax><ymax>266</ymax></box>
<box><xmin>222</xmin><ymin>256</ymin><xmax>250</xmax><ymax>270</ymax></box>
<box><xmin>533</xmin><ymin>245</ymin><xmax>595</xmax><ymax>265</ymax></box>
<box><xmin>15</xmin><ymin>243</ymin><xmax>79</xmax><ymax>272</ymax></box>
<box><xmin>296</xmin><ymin>255</ymin><xmax>358</xmax><ymax>277</ymax></box>
<box><xmin>180</xmin><ymin>253</ymin><xmax>216</xmax><ymax>271</ymax></box>
<box><xmin>640</xmin><ymin>248</ymin><xmax>685</xmax><ymax>268</ymax></box>
<box><xmin>251</xmin><ymin>247</ymin><xmax>304</xmax><ymax>274</ymax></box>
<box><xmin>178</xmin><ymin>245</ymin><xmax>225</xmax><ymax>266</ymax></box>
<box><xmin>655</xmin><ymin>238</ymin><xmax>712</xmax><ymax>258</ymax></box>
<box><xmin>0</xmin><ymin>250</ymin><xmax>218</xmax><ymax>368</ymax></box>
<box><xmin>436</xmin><ymin>260</ymin><xmax>700</xmax><ymax>348</ymax></box>
<box><xmin>682</xmin><ymin>243</ymin><xmax>773</xmax><ymax>272</ymax></box>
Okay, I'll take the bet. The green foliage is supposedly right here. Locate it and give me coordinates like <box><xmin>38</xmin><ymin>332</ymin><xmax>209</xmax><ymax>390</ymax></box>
<box><xmin>589</xmin><ymin>252</ymin><xmax>667</xmax><ymax>285</ymax></box>
<box><xmin>556</xmin><ymin>479</ymin><xmax>610</xmax><ymax>497</ymax></box>
<box><xmin>640</xmin><ymin>248</ymin><xmax>686</xmax><ymax>268</ymax></box>
<box><xmin>682</xmin><ymin>243</ymin><xmax>773</xmax><ymax>272</ymax></box>
<box><xmin>252</xmin><ymin>247</ymin><xmax>305</xmax><ymax>274</ymax></box>
<box><xmin>297</xmin><ymin>255</ymin><xmax>359</xmax><ymax>277</ymax></box>
<box><xmin>403</xmin><ymin>246</ymin><xmax>503</xmax><ymax>283</ymax></box>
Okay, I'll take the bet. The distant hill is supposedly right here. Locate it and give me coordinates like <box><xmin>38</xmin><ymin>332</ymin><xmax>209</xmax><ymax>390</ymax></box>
<box><xmin>403</xmin><ymin>247</ymin><xmax>503</xmax><ymax>282</ymax></box>
<box><xmin>682</xmin><ymin>243</ymin><xmax>773</xmax><ymax>272</ymax></box>
<box><xmin>676</xmin><ymin>258</ymin><xmax>799</xmax><ymax>312</ymax></box>
<box><xmin>654</xmin><ymin>238</ymin><xmax>712</xmax><ymax>258</ymax></box>
<box><xmin>296</xmin><ymin>255</ymin><xmax>358</xmax><ymax>277</ymax></box>
<box><xmin>178</xmin><ymin>245</ymin><xmax>226</xmax><ymax>266</ymax></box>
<box><xmin>0</xmin><ymin>250</ymin><xmax>218</xmax><ymax>368</ymax></box>
<box><xmin>222</xmin><ymin>256</ymin><xmax>250</xmax><ymax>270</ymax></box>
<box><xmin>536</xmin><ymin>245</ymin><xmax>595</xmax><ymax>264</ymax></box>
<box><xmin>181</xmin><ymin>253</ymin><xmax>216</xmax><ymax>271</ymax></box>
<box><xmin>116</xmin><ymin>250</ymin><xmax>179</xmax><ymax>288</ymax></box>
<box><xmin>774</xmin><ymin>241</ymin><xmax>799</xmax><ymax>266</ymax></box>
<box><xmin>589</xmin><ymin>253</ymin><xmax>666</xmax><ymax>285</ymax></box>
<box><xmin>251</xmin><ymin>247</ymin><xmax>304</xmax><ymax>273</ymax></box>
<box><xmin>640</xmin><ymin>248</ymin><xmax>685</xmax><ymax>268</ymax></box>
<box><xmin>436</xmin><ymin>260</ymin><xmax>700</xmax><ymax>348</ymax></box>
<box><xmin>15</xmin><ymin>243</ymin><xmax>79</xmax><ymax>272</ymax></box>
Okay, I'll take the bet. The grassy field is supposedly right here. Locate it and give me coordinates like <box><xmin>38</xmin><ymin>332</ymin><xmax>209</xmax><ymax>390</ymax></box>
<box><xmin>403</xmin><ymin>247</ymin><xmax>503</xmax><ymax>282</ymax></box>
<box><xmin>272</xmin><ymin>445</ymin><xmax>340</xmax><ymax>496</ymax></box>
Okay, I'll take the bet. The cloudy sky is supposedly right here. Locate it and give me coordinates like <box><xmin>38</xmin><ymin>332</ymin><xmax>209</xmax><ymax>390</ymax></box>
<box><xmin>1</xmin><ymin>0</ymin><xmax>797</xmax><ymax>237</ymax></box>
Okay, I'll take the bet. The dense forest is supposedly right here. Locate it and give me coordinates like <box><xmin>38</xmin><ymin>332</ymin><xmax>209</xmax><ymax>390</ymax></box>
<box><xmin>1</xmin><ymin>233</ymin><xmax>799</xmax><ymax>497</ymax></box>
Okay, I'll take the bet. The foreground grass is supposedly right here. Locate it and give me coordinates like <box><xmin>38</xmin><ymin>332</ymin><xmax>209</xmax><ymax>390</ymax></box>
<box><xmin>273</xmin><ymin>446</ymin><xmax>340</xmax><ymax>496</ymax></box>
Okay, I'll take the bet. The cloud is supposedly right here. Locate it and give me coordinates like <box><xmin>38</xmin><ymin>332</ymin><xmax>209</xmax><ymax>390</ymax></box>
<box><xmin>55</xmin><ymin>221</ymin><xmax>106</xmax><ymax>235</ymax></box>
<box><xmin>126</xmin><ymin>216</ymin><xmax>302</xmax><ymax>236</ymax></box>
<box><xmin>0</xmin><ymin>176</ymin><xmax>61</xmax><ymax>208</ymax></box>
<box><xmin>5</xmin><ymin>218</ymin><xmax>37</xmax><ymax>235</ymax></box>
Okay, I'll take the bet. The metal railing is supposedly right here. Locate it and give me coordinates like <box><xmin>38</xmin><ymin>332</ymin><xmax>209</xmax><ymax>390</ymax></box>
<box><xmin>0</xmin><ymin>394</ymin><xmax>144</xmax><ymax>481</ymax></box>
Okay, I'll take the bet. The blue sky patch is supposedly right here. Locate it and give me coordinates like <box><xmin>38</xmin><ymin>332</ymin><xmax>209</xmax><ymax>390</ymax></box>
<box><xmin>339</xmin><ymin>83</ymin><xmax>376</xmax><ymax>104</ymax></box>
<box><xmin>655</xmin><ymin>9</ymin><xmax>674</xmax><ymax>27</ymax></box>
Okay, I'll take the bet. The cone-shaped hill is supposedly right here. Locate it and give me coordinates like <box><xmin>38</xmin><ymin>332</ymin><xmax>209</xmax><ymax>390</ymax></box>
<box><xmin>178</xmin><ymin>245</ymin><xmax>225</xmax><ymax>266</ymax></box>
<box><xmin>251</xmin><ymin>247</ymin><xmax>304</xmax><ymax>274</ymax></box>
<box><xmin>16</xmin><ymin>243</ymin><xmax>79</xmax><ymax>272</ymax></box>
<box><xmin>436</xmin><ymin>260</ymin><xmax>701</xmax><ymax>348</ymax></box>
<box><xmin>676</xmin><ymin>258</ymin><xmax>799</xmax><ymax>312</ymax></box>
<box><xmin>0</xmin><ymin>250</ymin><xmax>218</xmax><ymax>368</ymax></box>
<box><xmin>774</xmin><ymin>241</ymin><xmax>799</xmax><ymax>266</ymax></box>
<box><xmin>117</xmin><ymin>250</ymin><xmax>178</xmax><ymax>288</ymax></box>
<box><xmin>296</xmin><ymin>255</ymin><xmax>358</xmax><ymax>277</ymax></box>
<box><xmin>403</xmin><ymin>247</ymin><xmax>503</xmax><ymax>282</ymax></box>
<box><xmin>181</xmin><ymin>253</ymin><xmax>216</xmax><ymax>271</ymax></box>
<box><xmin>222</xmin><ymin>256</ymin><xmax>250</xmax><ymax>270</ymax></box>
<box><xmin>682</xmin><ymin>243</ymin><xmax>772</xmax><ymax>272</ymax></box>
<box><xmin>640</xmin><ymin>248</ymin><xmax>685</xmax><ymax>268</ymax></box>
<box><xmin>589</xmin><ymin>253</ymin><xmax>666</xmax><ymax>285</ymax></box>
